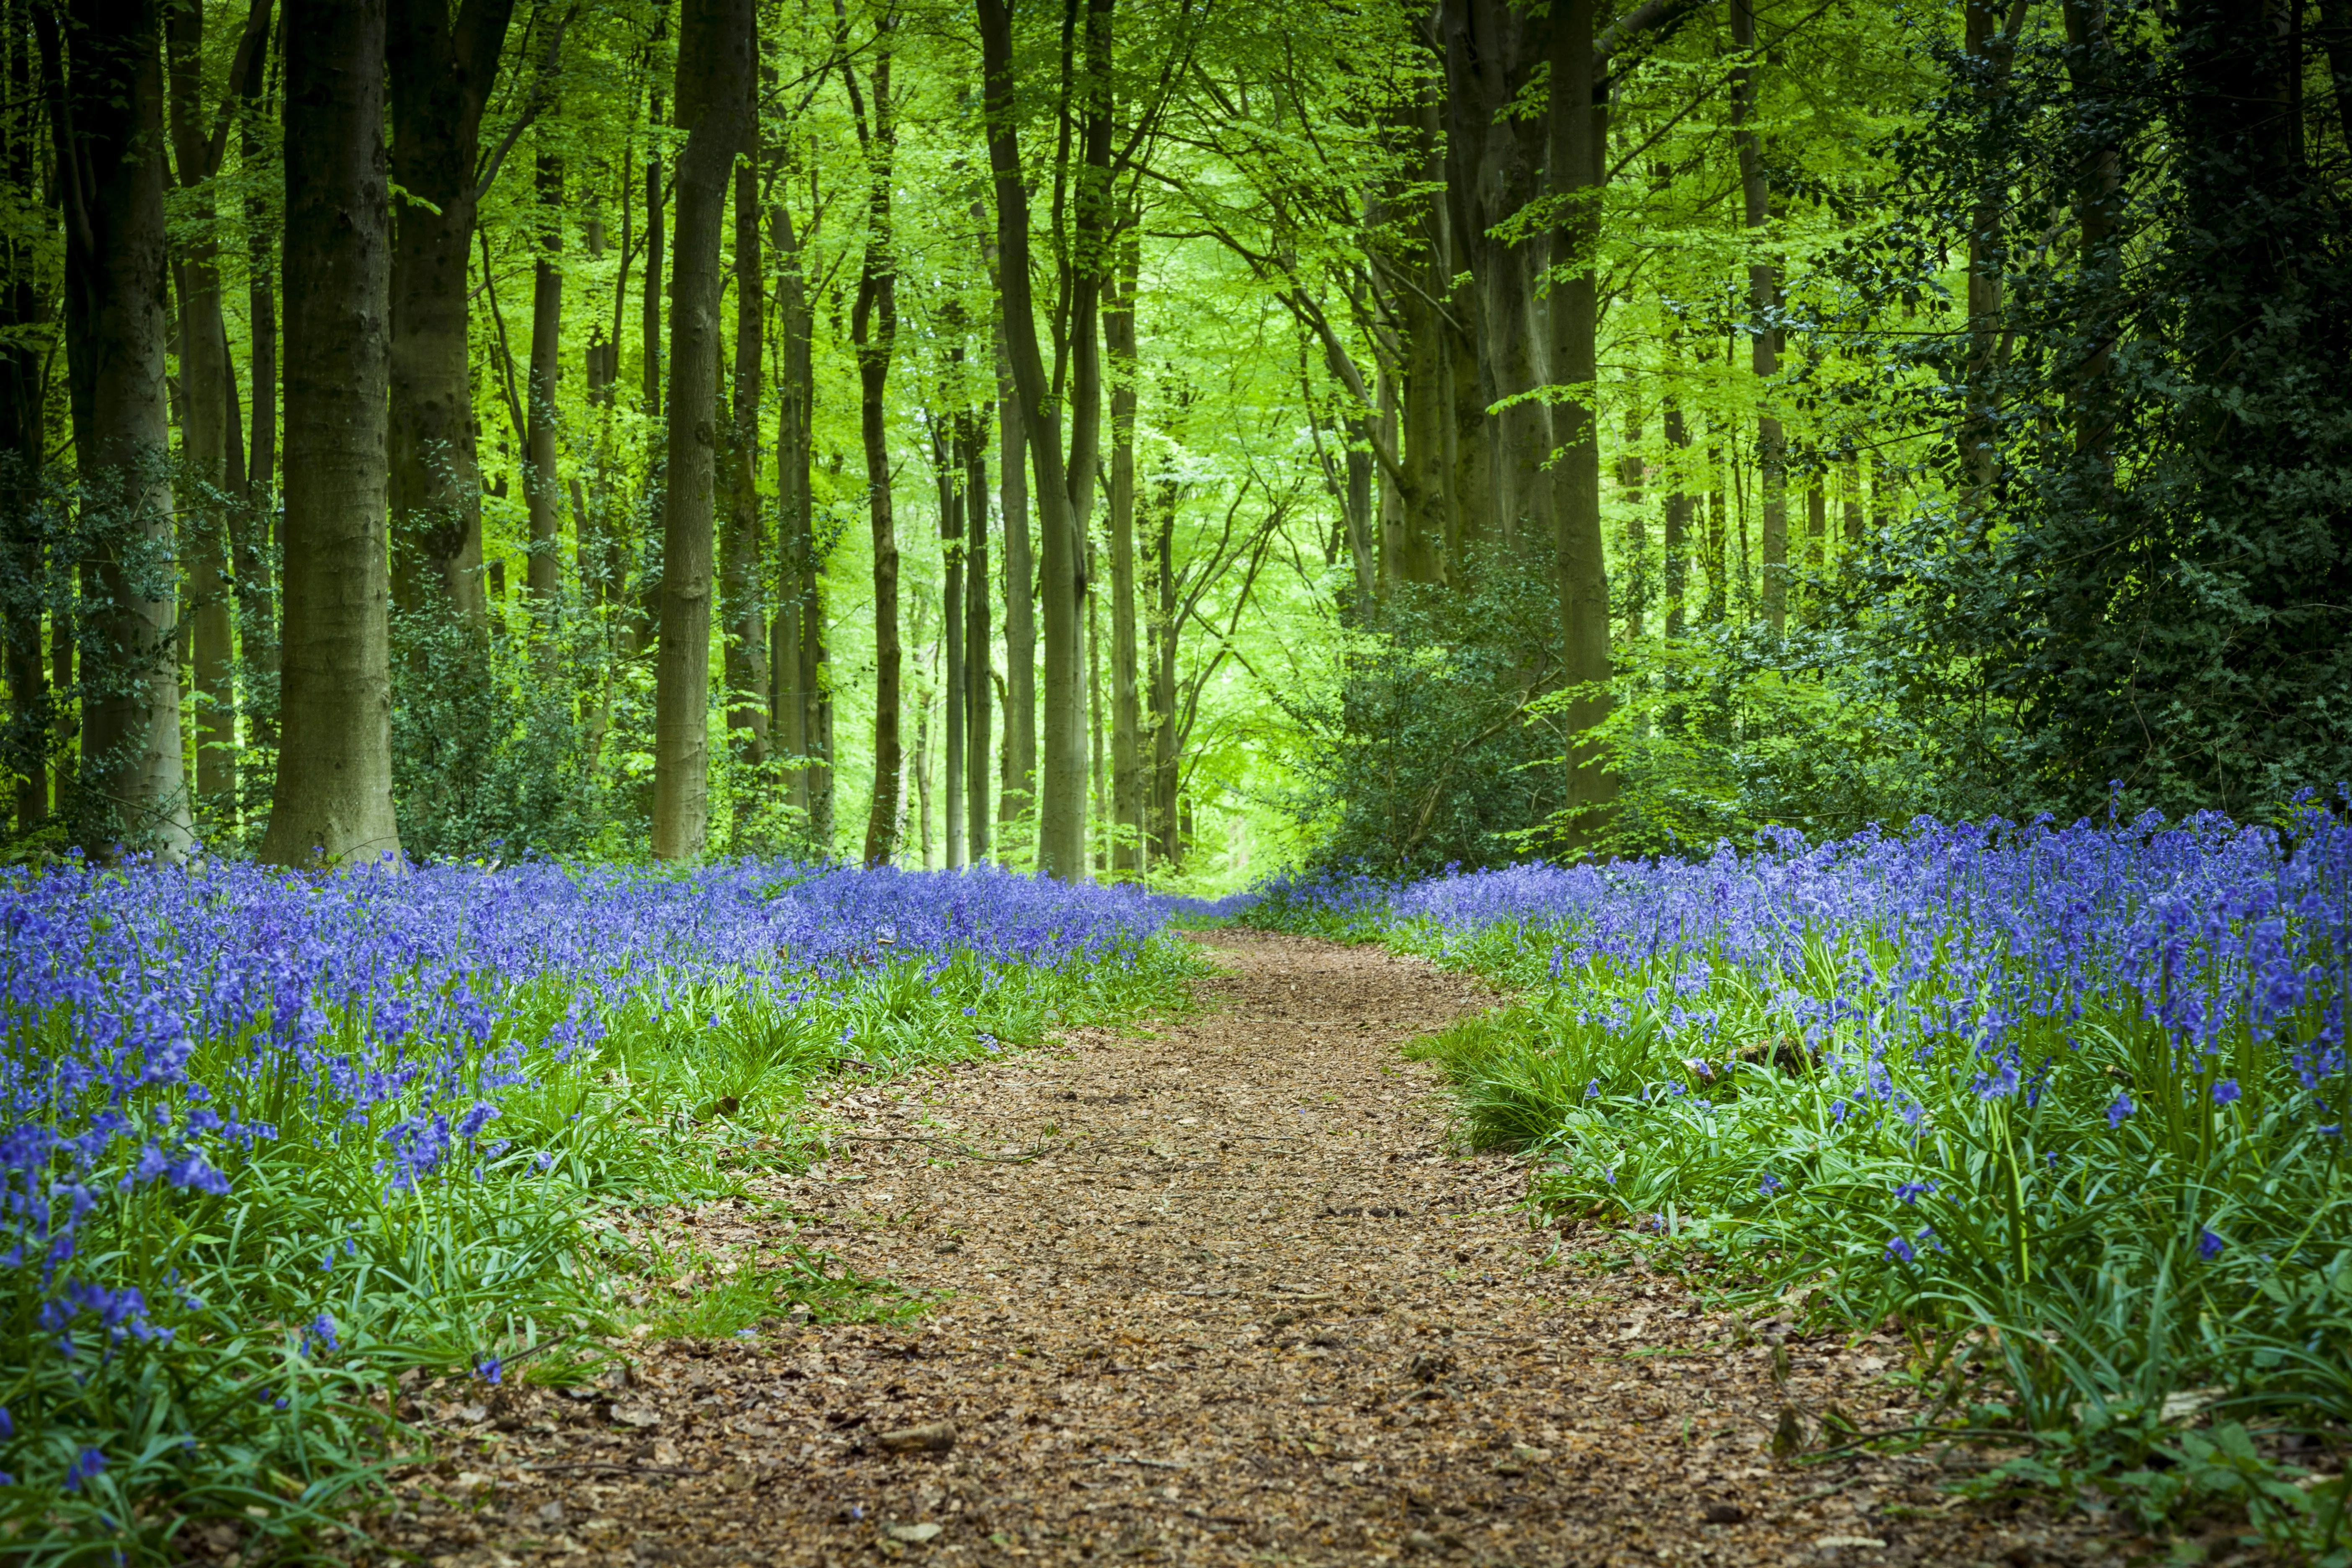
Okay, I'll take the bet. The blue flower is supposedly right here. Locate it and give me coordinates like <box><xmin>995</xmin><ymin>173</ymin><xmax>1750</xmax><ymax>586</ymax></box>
<box><xmin>63</xmin><ymin>1448</ymin><xmax>105</xmax><ymax>1493</ymax></box>
<box><xmin>1894</xmin><ymin>1180</ymin><xmax>1937</xmax><ymax>1207</ymax></box>
<box><xmin>2107</xmin><ymin>1094</ymin><xmax>2134</xmax><ymax>1129</ymax></box>
<box><xmin>475</xmin><ymin>1355</ymin><xmax>503</xmax><ymax>1385</ymax></box>
<box><xmin>1885</xmin><ymin>1234</ymin><xmax>1917</xmax><ymax>1263</ymax></box>
<box><xmin>2212</xmin><ymin>1079</ymin><xmax>2241</xmax><ymax>1106</ymax></box>
<box><xmin>2198</xmin><ymin>1228</ymin><xmax>2226</xmax><ymax>1260</ymax></box>
<box><xmin>1758</xmin><ymin>1173</ymin><xmax>1783</xmax><ymax>1197</ymax></box>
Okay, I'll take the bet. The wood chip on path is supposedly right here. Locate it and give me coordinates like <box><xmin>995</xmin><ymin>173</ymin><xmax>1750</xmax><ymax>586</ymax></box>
<box><xmin>356</xmin><ymin>930</ymin><xmax>2149</xmax><ymax>1567</ymax></box>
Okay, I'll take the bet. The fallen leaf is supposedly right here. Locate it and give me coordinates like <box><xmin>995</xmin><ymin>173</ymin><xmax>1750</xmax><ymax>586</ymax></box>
<box><xmin>884</xmin><ymin>1522</ymin><xmax>944</xmax><ymax>1543</ymax></box>
<box><xmin>610</xmin><ymin>1403</ymin><xmax>663</xmax><ymax>1429</ymax></box>
<box><xmin>877</xmin><ymin>1421</ymin><xmax>957</xmax><ymax>1453</ymax></box>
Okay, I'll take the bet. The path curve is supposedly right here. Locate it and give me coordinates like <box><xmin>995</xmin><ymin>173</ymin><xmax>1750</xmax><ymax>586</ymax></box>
<box><xmin>372</xmin><ymin>930</ymin><xmax>2136</xmax><ymax>1568</ymax></box>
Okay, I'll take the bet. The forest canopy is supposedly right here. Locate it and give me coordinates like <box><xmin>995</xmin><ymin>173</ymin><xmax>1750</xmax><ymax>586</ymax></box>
<box><xmin>0</xmin><ymin>0</ymin><xmax>2345</xmax><ymax>885</ymax></box>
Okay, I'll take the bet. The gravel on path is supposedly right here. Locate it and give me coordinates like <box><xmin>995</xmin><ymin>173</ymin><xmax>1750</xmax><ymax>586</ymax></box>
<box><xmin>364</xmin><ymin>929</ymin><xmax>2157</xmax><ymax>1568</ymax></box>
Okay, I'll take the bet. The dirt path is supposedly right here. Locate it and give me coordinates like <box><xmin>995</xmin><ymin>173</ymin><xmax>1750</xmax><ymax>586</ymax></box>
<box><xmin>375</xmin><ymin>931</ymin><xmax>2143</xmax><ymax>1568</ymax></box>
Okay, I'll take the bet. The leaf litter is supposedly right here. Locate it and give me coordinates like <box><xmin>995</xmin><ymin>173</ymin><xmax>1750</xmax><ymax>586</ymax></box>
<box><xmin>350</xmin><ymin>930</ymin><xmax>2163</xmax><ymax>1567</ymax></box>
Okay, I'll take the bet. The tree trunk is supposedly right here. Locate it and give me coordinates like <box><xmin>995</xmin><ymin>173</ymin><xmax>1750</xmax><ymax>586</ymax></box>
<box><xmin>651</xmin><ymin>0</ymin><xmax>753</xmax><ymax>860</ymax></box>
<box><xmin>1439</xmin><ymin>0</ymin><xmax>1550</xmax><ymax>563</ymax></box>
<box><xmin>721</xmin><ymin>99</ymin><xmax>768</xmax><ymax>765</ymax></box>
<box><xmin>236</xmin><ymin>21</ymin><xmax>277</xmax><ymax>755</ymax></box>
<box><xmin>1148</xmin><ymin>474</ymin><xmax>1179</xmax><ymax>868</ymax></box>
<box><xmin>1105</xmin><ymin>252</ymin><xmax>1142</xmax><ymax>876</ymax></box>
<box><xmin>260</xmin><ymin>0</ymin><xmax>398</xmax><ymax>867</ymax></box>
<box><xmin>1662</xmin><ymin>392</ymin><xmax>1691</xmax><ymax>638</ymax></box>
<box><xmin>961</xmin><ymin>404</ymin><xmax>991</xmax><ymax>861</ymax></box>
<box><xmin>643</xmin><ymin>79</ymin><xmax>666</xmax><ymax>419</ymax></box>
<box><xmin>847</xmin><ymin>34</ymin><xmax>899</xmax><ymax>868</ymax></box>
<box><xmin>525</xmin><ymin>150</ymin><xmax>563</xmax><ymax>602</ymax></box>
<box><xmin>1619</xmin><ymin>406</ymin><xmax>1644</xmax><ymax>640</ymax></box>
<box><xmin>1544</xmin><ymin>0</ymin><xmax>1614</xmax><ymax>848</ymax></box>
<box><xmin>45</xmin><ymin>0</ymin><xmax>192</xmax><ymax>857</ymax></box>
<box><xmin>167</xmin><ymin>0</ymin><xmax>258</xmax><ymax>818</ymax></box>
<box><xmin>385</xmin><ymin>0</ymin><xmax>512</xmax><ymax>632</ymax></box>
<box><xmin>772</xmin><ymin>201</ymin><xmax>821</xmax><ymax>825</ymax></box>
<box><xmin>939</xmin><ymin>414</ymin><xmax>965</xmax><ymax>868</ymax></box>
<box><xmin>2063</xmin><ymin>0</ymin><xmax>2121</xmax><ymax>469</ymax></box>
<box><xmin>0</xmin><ymin>0</ymin><xmax>45</xmax><ymax>834</ymax></box>
<box><xmin>995</xmin><ymin>323</ymin><xmax>1035</xmax><ymax>844</ymax></box>
<box><xmin>1958</xmin><ymin>0</ymin><xmax>2026</xmax><ymax>524</ymax></box>
<box><xmin>1728</xmin><ymin>0</ymin><xmax>1787</xmax><ymax>634</ymax></box>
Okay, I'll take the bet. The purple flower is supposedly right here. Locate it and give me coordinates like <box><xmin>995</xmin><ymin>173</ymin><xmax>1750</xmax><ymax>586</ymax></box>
<box><xmin>1759</xmin><ymin>1173</ymin><xmax>1783</xmax><ymax>1197</ymax></box>
<box><xmin>1894</xmin><ymin>1180</ymin><xmax>1937</xmax><ymax>1206</ymax></box>
<box><xmin>475</xmin><ymin>1355</ymin><xmax>503</xmax><ymax>1386</ymax></box>
<box><xmin>2212</xmin><ymin>1079</ymin><xmax>2241</xmax><ymax>1106</ymax></box>
<box><xmin>2198</xmin><ymin>1228</ymin><xmax>2226</xmax><ymax>1260</ymax></box>
<box><xmin>2107</xmin><ymin>1094</ymin><xmax>2135</xmax><ymax>1129</ymax></box>
<box><xmin>1885</xmin><ymin>1234</ymin><xmax>1917</xmax><ymax>1263</ymax></box>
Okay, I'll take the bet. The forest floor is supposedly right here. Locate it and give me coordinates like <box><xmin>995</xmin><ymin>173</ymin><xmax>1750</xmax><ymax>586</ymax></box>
<box><xmin>364</xmin><ymin>930</ymin><xmax>2179</xmax><ymax>1568</ymax></box>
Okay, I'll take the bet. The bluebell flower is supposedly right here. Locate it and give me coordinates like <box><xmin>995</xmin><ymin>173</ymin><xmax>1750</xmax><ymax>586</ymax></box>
<box><xmin>1894</xmin><ymin>1180</ymin><xmax>1937</xmax><ymax>1206</ymax></box>
<box><xmin>1885</xmin><ymin>1234</ymin><xmax>1917</xmax><ymax>1263</ymax></box>
<box><xmin>2107</xmin><ymin>1094</ymin><xmax>2134</xmax><ymax>1129</ymax></box>
<box><xmin>1758</xmin><ymin>1173</ymin><xmax>1782</xmax><ymax>1197</ymax></box>
<box><xmin>475</xmin><ymin>1355</ymin><xmax>503</xmax><ymax>1385</ymax></box>
<box><xmin>2212</xmin><ymin>1078</ymin><xmax>2241</xmax><ymax>1106</ymax></box>
<box><xmin>63</xmin><ymin>1448</ymin><xmax>105</xmax><ymax>1493</ymax></box>
<box><xmin>2198</xmin><ymin>1228</ymin><xmax>2226</xmax><ymax>1260</ymax></box>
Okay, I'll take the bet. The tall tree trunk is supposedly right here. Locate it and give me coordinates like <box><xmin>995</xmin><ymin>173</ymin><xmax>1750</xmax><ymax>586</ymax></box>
<box><xmin>1148</xmin><ymin>474</ymin><xmax>1179</xmax><ymax>868</ymax></box>
<box><xmin>651</xmin><ymin>0</ymin><xmax>754</xmax><ymax>859</ymax></box>
<box><xmin>643</xmin><ymin>77</ymin><xmax>666</xmax><ymax>419</ymax></box>
<box><xmin>1544</xmin><ymin>0</ymin><xmax>1614</xmax><ymax>848</ymax></box>
<box><xmin>772</xmin><ymin>202</ymin><xmax>827</xmax><ymax>838</ymax></box>
<box><xmin>167</xmin><ymin>0</ymin><xmax>265</xmax><ymax>818</ymax></box>
<box><xmin>1958</xmin><ymin>0</ymin><xmax>2027</xmax><ymax>524</ymax></box>
<box><xmin>385</xmin><ymin>0</ymin><xmax>513</xmax><ymax>631</ymax></box>
<box><xmin>961</xmin><ymin>404</ymin><xmax>991</xmax><ymax>861</ymax></box>
<box><xmin>939</xmin><ymin>415</ymin><xmax>965</xmax><ymax>868</ymax></box>
<box><xmin>846</xmin><ymin>33</ymin><xmax>899</xmax><ymax>868</ymax></box>
<box><xmin>1728</xmin><ymin>0</ymin><xmax>1787</xmax><ymax>634</ymax></box>
<box><xmin>525</xmin><ymin>150</ymin><xmax>564</xmax><ymax>602</ymax></box>
<box><xmin>45</xmin><ymin>0</ymin><xmax>193</xmax><ymax>857</ymax></box>
<box><xmin>1439</xmin><ymin>0</ymin><xmax>1550</xmax><ymax>562</ymax></box>
<box><xmin>0</xmin><ymin>0</ymin><xmax>45</xmax><ymax>834</ymax></box>
<box><xmin>1105</xmin><ymin>250</ymin><xmax>1141</xmax><ymax>876</ymax></box>
<box><xmin>721</xmin><ymin>98</ymin><xmax>768</xmax><ymax>765</ymax></box>
<box><xmin>995</xmin><ymin>324</ymin><xmax>1035</xmax><ymax>845</ymax></box>
<box><xmin>236</xmin><ymin>22</ymin><xmax>277</xmax><ymax>756</ymax></box>
<box><xmin>260</xmin><ymin>0</ymin><xmax>398</xmax><ymax>867</ymax></box>
<box><xmin>1619</xmin><ymin>407</ymin><xmax>1644</xmax><ymax>640</ymax></box>
<box><xmin>1662</xmin><ymin>392</ymin><xmax>1691</xmax><ymax>638</ymax></box>
<box><xmin>2063</xmin><ymin>0</ymin><xmax>2121</xmax><ymax>472</ymax></box>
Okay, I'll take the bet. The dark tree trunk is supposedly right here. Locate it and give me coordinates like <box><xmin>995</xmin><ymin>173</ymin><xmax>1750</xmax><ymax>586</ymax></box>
<box><xmin>1105</xmin><ymin>248</ymin><xmax>1142</xmax><ymax>875</ymax></box>
<box><xmin>772</xmin><ymin>202</ymin><xmax>827</xmax><ymax>837</ymax></box>
<box><xmin>939</xmin><ymin>418</ymin><xmax>964</xmax><ymax>867</ymax></box>
<box><xmin>721</xmin><ymin>97</ymin><xmax>767</xmax><ymax>765</ymax></box>
<box><xmin>995</xmin><ymin>322</ymin><xmax>1035</xmax><ymax>843</ymax></box>
<box><xmin>0</xmin><ymin>0</ymin><xmax>45</xmax><ymax>835</ymax></box>
<box><xmin>385</xmin><ymin>0</ymin><xmax>513</xmax><ymax>631</ymax></box>
<box><xmin>1545</xmin><ymin>0</ymin><xmax>1614</xmax><ymax>847</ymax></box>
<box><xmin>235</xmin><ymin>18</ymin><xmax>277</xmax><ymax>755</ymax></box>
<box><xmin>1729</xmin><ymin>0</ymin><xmax>1787</xmax><ymax>633</ymax></box>
<box><xmin>260</xmin><ymin>0</ymin><xmax>400</xmax><ymax>867</ymax></box>
<box><xmin>46</xmin><ymin>0</ymin><xmax>193</xmax><ymax>856</ymax></box>
<box><xmin>651</xmin><ymin>0</ymin><xmax>754</xmax><ymax>859</ymax></box>
<box><xmin>961</xmin><ymin>403</ymin><xmax>991</xmax><ymax>861</ymax></box>
<box><xmin>525</xmin><ymin>150</ymin><xmax>564</xmax><ymax>602</ymax></box>
<box><xmin>846</xmin><ymin>32</ymin><xmax>899</xmax><ymax>868</ymax></box>
<box><xmin>1662</xmin><ymin>391</ymin><xmax>1691</xmax><ymax>638</ymax></box>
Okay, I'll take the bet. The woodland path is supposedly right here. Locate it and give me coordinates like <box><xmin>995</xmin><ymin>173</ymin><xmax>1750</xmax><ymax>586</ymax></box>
<box><xmin>373</xmin><ymin>930</ymin><xmax>2146</xmax><ymax>1568</ymax></box>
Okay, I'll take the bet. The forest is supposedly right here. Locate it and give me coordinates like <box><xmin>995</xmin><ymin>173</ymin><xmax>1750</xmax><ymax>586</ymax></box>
<box><xmin>3</xmin><ymin>0</ymin><xmax>2351</xmax><ymax>1561</ymax></box>
<box><xmin>0</xmin><ymin>0</ymin><xmax>2341</xmax><ymax>882</ymax></box>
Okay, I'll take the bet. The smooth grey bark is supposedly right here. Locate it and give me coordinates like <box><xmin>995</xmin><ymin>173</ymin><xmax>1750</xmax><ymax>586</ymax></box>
<box><xmin>940</xmin><ymin>427</ymin><xmax>964</xmax><ymax>868</ymax></box>
<box><xmin>1662</xmin><ymin>390</ymin><xmax>1691</xmax><ymax>638</ymax></box>
<box><xmin>234</xmin><ymin>17</ymin><xmax>276</xmax><ymax>747</ymax></box>
<box><xmin>651</xmin><ymin>0</ymin><xmax>754</xmax><ymax>859</ymax></box>
<box><xmin>260</xmin><ymin>0</ymin><xmax>399</xmax><ymax>867</ymax></box>
<box><xmin>386</xmin><ymin>0</ymin><xmax>513</xmax><ymax>630</ymax></box>
<box><xmin>46</xmin><ymin>0</ymin><xmax>193</xmax><ymax>857</ymax></box>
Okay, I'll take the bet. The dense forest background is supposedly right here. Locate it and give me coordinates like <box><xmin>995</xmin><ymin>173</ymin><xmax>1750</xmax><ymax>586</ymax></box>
<box><xmin>0</xmin><ymin>0</ymin><xmax>2344</xmax><ymax>887</ymax></box>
